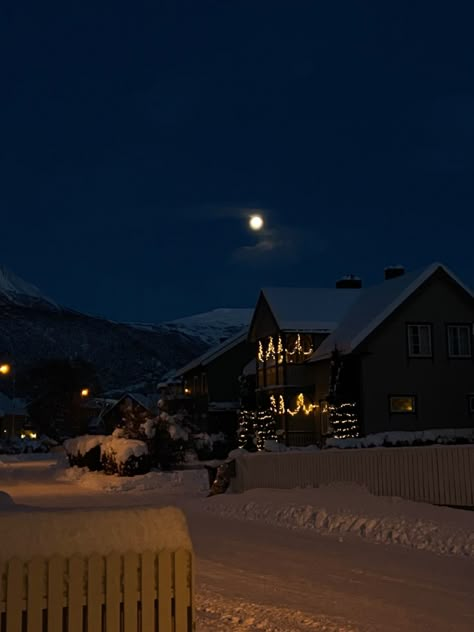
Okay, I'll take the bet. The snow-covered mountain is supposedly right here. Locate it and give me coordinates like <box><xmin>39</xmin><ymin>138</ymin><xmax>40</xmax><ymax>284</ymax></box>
<box><xmin>130</xmin><ymin>308</ymin><xmax>253</xmax><ymax>346</ymax></box>
<box><xmin>0</xmin><ymin>266</ymin><xmax>253</xmax><ymax>395</ymax></box>
<box><xmin>0</xmin><ymin>266</ymin><xmax>58</xmax><ymax>309</ymax></box>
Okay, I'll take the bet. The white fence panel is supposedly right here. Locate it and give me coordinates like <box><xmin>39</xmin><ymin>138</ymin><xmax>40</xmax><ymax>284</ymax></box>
<box><xmin>231</xmin><ymin>445</ymin><xmax>474</xmax><ymax>507</ymax></box>
<box><xmin>0</xmin><ymin>550</ymin><xmax>194</xmax><ymax>631</ymax></box>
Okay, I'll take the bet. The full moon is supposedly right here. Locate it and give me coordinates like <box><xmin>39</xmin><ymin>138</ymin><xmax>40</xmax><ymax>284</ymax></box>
<box><xmin>249</xmin><ymin>214</ymin><xmax>264</xmax><ymax>231</ymax></box>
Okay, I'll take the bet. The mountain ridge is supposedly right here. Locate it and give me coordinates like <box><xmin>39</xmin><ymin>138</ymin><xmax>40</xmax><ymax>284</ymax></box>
<box><xmin>0</xmin><ymin>265</ymin><xmax>252</xmax><ymax>395</ymax></box>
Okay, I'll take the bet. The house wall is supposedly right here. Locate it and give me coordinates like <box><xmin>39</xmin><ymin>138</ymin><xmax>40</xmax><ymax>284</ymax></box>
<box><xmin>206</xmin><ymin>340</ymin><xmax>255</xmax><ymax>403</ymax></box>
<box><xmin>181</xmin><ymin>339</ymin><xmax>255</xmax><ymax>432</ymax></box>
<box><xmin>358</xmin><ymin>269</ymin><xmax>474</xmax><ymax>434</ymax></box>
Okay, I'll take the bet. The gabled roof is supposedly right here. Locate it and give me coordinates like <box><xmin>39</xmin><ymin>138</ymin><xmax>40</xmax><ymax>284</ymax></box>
<box><xmin>260</xmin><ymin>287</ymin><xmax>361</xmax><ymax>332</ymax></box>
<box><xmin>173</xmin><ymin>328</ymin><xmax>249</xmax><ymax>377</ymax></box>
<box><xmin>102</xmin><ymin>392</ymin><xmax>154</xmax><ymax>416</ymax></box>
<box><xmin>311</xmin><ymin>263</ymin><xmax>473</xmax><ymax>361</ymax></box>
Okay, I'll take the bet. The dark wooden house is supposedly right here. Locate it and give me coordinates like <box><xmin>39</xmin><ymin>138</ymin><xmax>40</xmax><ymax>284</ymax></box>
<box><xmin>310</xmin><ymin>263</ymin><xmax>474</xmax><ymax>442</ymax></box>
<box><xmin>161</xmin><ymin>330</ymin><xmax>255</xmax><ymax>434</ymax></box>
<box><xmin>249</xmin><ymin>264</ymin><xmax>474</xmax><ymax>446</ymax></box>
<box><xmin>248</xmin><ymin>283</ymin><xmax>361</xmax><ymax>445</ymax></box>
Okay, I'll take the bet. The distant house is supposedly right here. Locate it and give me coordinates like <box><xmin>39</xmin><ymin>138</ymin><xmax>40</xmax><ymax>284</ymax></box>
<box><xmin>249</xmin><ymin>264</ymin><xmax>474</xmax><ymax>446</ymax></box>
<box><xmin>161</xmin><ymin>330</ymin><xmax>255</xmax><ymax>434</ymax></box>
<box><xmin>0</xmin><ymin>394</ymin><xmax>29</xmax><ymax>438</ymax></box>
<box><xmin>100</xmin><ymin>393</ymin><xmax>156</xmax><ymax>434</ymax></box>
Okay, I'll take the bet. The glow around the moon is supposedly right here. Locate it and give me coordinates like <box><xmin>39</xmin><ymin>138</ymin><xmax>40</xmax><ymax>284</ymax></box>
<box><xmin>249</xmin><ymin>214</ymin><xmax>264</xmax><ymax>230</ymax></box>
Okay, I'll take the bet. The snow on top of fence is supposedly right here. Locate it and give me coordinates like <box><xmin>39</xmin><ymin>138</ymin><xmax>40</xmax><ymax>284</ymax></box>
<box><xmin>0</xmin><ymin>506</ymin><xmax>192</xmax><ymax>560</ymax></box>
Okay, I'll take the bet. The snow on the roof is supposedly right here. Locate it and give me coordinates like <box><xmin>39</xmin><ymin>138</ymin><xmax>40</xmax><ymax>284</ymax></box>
<box><xmin>311</xmin><ymin>263</ymin><xmax>472</xmax><ymax>360</ymax></box>
<box><xmin>173</xmin><ymin>328</ymin><xmax>249</xmax><ymax>377</ymax></box>
<box><xmin>262</xmin><ymin>287</ymin><xmax>361</xmax><ymax>332</ymax></box>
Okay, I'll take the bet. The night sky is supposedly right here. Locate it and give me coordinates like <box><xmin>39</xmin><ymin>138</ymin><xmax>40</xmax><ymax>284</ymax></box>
<box><xmin>2</xmin><ymin>2</ymin><xmax>473</xmax><ymax>322</ymax></box>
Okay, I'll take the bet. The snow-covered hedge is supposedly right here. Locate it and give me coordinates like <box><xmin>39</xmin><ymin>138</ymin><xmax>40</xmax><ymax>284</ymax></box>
<box><xmin>64</xmin><ymin>435</ymin><xmax>106</xmax><ymax>471</ymax></box>
<box><xmin>64</xmin><ymin>431</ymin><xmax>150</xmax><ymax>476</ymax></box>
<box><xmin>0</xmin><ymin>435</ymin><xmax>56</xmax><ymax>455</ymax></box>
<box><xmin>325</xmin><ymin>428</ymin><xmax>474</xmax><ymax>450</ymax></box>
<box><xmin>101</xmin><ymin>430</ymin><xmax>150</xmax><ymax>476</ymax></box>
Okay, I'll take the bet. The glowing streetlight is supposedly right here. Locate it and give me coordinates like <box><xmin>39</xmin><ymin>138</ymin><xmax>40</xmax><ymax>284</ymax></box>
<box><xmin>0</xmin><ymin>364</ymin><xmax>11</xmax><ymax>375</ymax></box>
<box><xmin>81</xmin><ymin>388</ymin><xmax>90</xmax><ymax>398</ymax></box>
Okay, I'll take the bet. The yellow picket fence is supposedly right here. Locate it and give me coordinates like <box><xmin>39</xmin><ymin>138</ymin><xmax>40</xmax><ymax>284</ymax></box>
<box><xmin>0</xmin><ymin>549</ymin><xmax>194</xmax><ymax>632</ymax></box>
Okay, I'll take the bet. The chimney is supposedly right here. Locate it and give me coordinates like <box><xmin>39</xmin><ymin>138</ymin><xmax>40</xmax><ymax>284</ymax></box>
<box><xmin>335</xmin><ymin>274</ymin><xmax>362</xmax><ymax>289</ymax></box>
<box><xmin>384</xmin><ymin>265</ymin><xmax>405</xmax><ymax>281</ymax></box>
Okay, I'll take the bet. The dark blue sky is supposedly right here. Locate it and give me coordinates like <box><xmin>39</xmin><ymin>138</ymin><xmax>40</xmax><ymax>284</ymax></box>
<box><xmin>2</xmin><ymin>2</ymin><xmax>473</xmax><ymax>322</ymax></box>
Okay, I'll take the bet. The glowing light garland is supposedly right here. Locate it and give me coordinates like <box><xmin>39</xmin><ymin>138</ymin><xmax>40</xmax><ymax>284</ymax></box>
<box><xmin>329</xmin><ymin>402</ymin><xmax>359</xmax><ymax>439</ymax></box>
<box><xmin>258</xmin><ymin>335</ymin><xmax>314</xmax><ymax>363</ymax></box>
<box><xmin>269</xmin><ymin>392</ymin><xmax>319</xmax><ymax>416</ymax></box>
<box><xmin>238</xmin><ymin>408</ymin><xmax>278</xmax><ymax>451</ymax></box>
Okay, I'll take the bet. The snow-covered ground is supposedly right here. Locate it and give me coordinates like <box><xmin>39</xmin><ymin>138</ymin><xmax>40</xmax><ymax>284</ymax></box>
<box><xmin>1</xmin><ymin>455</ymin><xmax>473</xmax><ymax>631</ymax></box>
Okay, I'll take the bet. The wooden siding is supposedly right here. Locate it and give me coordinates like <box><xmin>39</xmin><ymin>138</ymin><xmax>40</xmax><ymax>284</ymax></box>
<box><xmin>230</xmin><ymin>445</ymin><xmax>474</xmax><ymax>507</ymax></box>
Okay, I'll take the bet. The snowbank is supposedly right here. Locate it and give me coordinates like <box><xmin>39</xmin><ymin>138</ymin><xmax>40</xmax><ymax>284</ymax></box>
<box><xmin>0</xmin><ymin>506</ymin><xmax>192</xmax><ymax>560</ymax></box>
<box><xmin>63</xmin><ymin>435</ymin><xmax>106</xmax><ymax>456</ymax></box>
<box><xmin>326</xmin><ymin>428</ymin><xmax>474</xmax><ymax>449</ymax></box>
<box><xmin>204</xmin><ymin>485</ymin><xmax>474</xmax><ymax>558</ymax></box>
<box><xmin>60</xmin><ymin>466</ymin><xmax>209</xmax><ymax>493</ymax></box>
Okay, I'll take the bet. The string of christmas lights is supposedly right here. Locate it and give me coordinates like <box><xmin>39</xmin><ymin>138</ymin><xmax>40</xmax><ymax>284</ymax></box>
<box><xmin>328</xmin><ymin>402</ymin><xmax>359</xmax><ymax>439</ymax></box>
<box><xmin>269</xmin><ymin>392</ymin><xmax>319</xmax><ymax>416</ymax></box>
<box><xmin>237</xmin><ymin>408</ymin><xmax>278</xmax><ymax>451</ymax></box>
<box><xmin>258</xmin><ymin>334</ymin><xmax>314</xmax><ymax>363</ymax></box>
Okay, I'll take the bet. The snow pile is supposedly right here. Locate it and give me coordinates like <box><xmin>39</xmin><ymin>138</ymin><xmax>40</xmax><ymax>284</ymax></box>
<box><xmin>326</xmin><ymin>428</ymin><xmax>474</xmax><ymax>449</ymax></box>
<box><xmin>101</xmin><ymin>431</ymin><xmax>148</xmax><ymax>464</ymax></box>
<box><xmin>60</xmin><ymin>465</ymin><xmax>209</xmax><ymax>493</ymax></box>
<box><xmin>197</xmin><ymin>588</ymin><xmax>360</xmax><ymax>632</ymax></box>
<box><xmin>63</xmin><ymin>435</ymin><xmax>106</xmax><ymax>457</ymax></box>
<box><xmin>204</xmin><ymin>485</ymin><xmax>474</xmax><ymax>558</ymax></box>
<box><xmin>0</xmin><ymin>506</ymin><xmax>191</xmax><ymax>560</ymax></box>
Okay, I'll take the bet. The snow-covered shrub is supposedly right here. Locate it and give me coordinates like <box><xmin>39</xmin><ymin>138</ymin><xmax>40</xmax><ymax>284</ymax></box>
<box><xmin>63</xmin><ymin>435</ymin><xmax>106</xmax><ymax>471</ymax></box>
<box><xmin>101</xmin><ymin>429</ymin><xmax>150</xmax><ymax>476</ymax></box>
<box><xmin>0</xmin><ymin>435</ymin><xmax>56</xmax><ymax>455</ymax></box>
<box><xmin>193</xmin><ymin>432</ymin><xmax>235</xmax><ymax>460</ymax></box>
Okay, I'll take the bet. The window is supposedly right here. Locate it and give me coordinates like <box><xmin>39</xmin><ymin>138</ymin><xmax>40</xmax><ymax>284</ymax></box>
<box><xmin>390</xmin><ymin>396</ymin><xmax>416</xmax><ymax>414</ymax></box>
<box><xmin>468</xmin><ymin>395</ymin><xmax>474</xmax><ymax>414</ymax></box>
<box><xmin>407</xmin><ymin>324</ymin><xmax>432</xmax><ymax>357</ymax></box>
<box><xmin>193</xmin><ymin>375</ymin><xmax>199</xmax><ymax>394</ymax></box>
<box><xmin>447</xmin><ymin>325</ymin><xmax>472</xmax><ymax>357</ymax></box>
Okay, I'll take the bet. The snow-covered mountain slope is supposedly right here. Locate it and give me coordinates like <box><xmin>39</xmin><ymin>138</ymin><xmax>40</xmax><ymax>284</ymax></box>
<box><xmin>160</xmin><ymin>308</ymin><xmax>253</xmax><ymax>346</ymax></box>
<box><xmin>0</xmin><ymin>265</ymin><xmax>58</xmax><ymax>309</ymax></box>
<box><xmin>0</xmin><ymin>266</ymin><xmax>252</xmax><ymax>394</ymax></box>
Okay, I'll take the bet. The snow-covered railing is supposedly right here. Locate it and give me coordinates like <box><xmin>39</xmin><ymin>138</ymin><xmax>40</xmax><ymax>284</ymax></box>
<box><xmin>0</xmin><ymin>507</ymin><xmax>194</xmax><ymax>631</ymax></box>
<box><xmin>231</xmin><ymin>445</ymin><xmax>474</xmax><ymax>507</ymax></box>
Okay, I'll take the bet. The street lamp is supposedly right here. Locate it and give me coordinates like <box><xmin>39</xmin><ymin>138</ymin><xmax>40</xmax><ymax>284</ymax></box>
<box><xmin>81</xmin><ymin>388</ymin><xmax>90</xmax><ymax>398</ymax></box>
<box><xmin>0</xmin><ymin>364</ymin><xmax>11</xmax><ymax>375</ymax></box>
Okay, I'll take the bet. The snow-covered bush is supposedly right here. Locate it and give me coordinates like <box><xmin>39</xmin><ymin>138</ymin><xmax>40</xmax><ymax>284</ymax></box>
<box><xmin>63</xmin><ymin>435</ymin><xmax>105</xmax><ymax>471</ymax></box>
<box><xmin>0</xmin><ymin>435</ymin><xmax>56</xmax><ymax>455</ymax></box>
<box><xmin>101</xmin><ymin>429</ymin><xmax>150</xmax><ymax>476</ymax></box>
<box><xmin>193</xmin><ymin>432</ymin><xmax>235</xmax><ymax>460</ymax></box>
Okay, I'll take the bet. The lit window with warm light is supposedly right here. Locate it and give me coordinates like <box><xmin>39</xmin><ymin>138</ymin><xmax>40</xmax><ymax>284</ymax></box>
<box><xmin>0</xmin><ymin>364</ymin><xmax>11</xmax><ymax>375</ymax></box>
<box><xmin>390</xmin><ymin>396</ymin><xmax>416</xmax><ymax>414</ymax></box>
